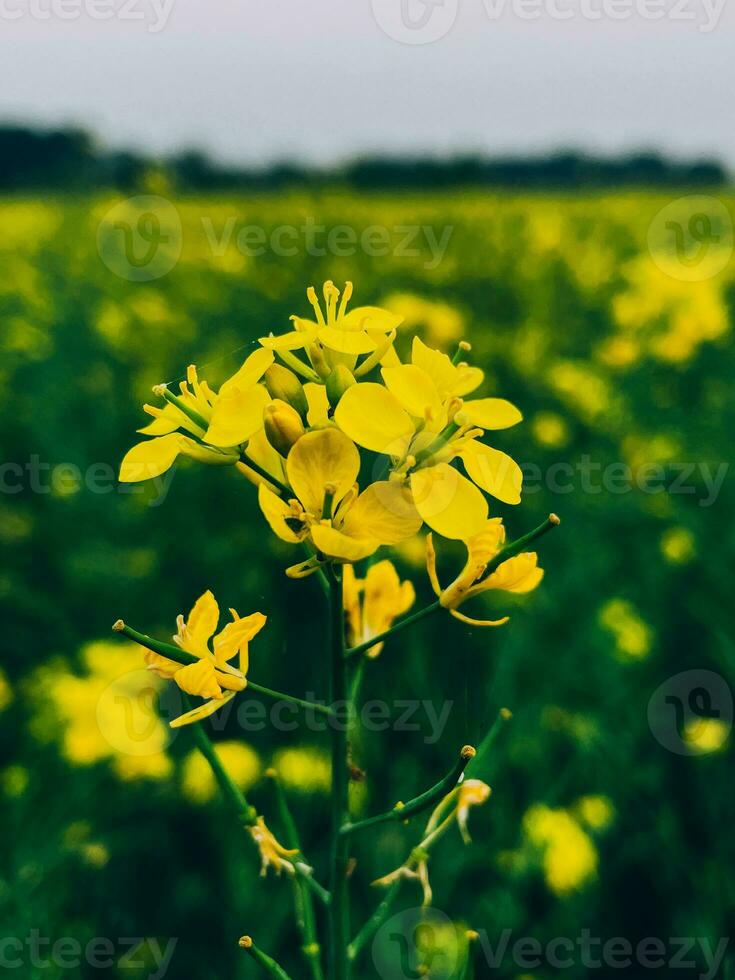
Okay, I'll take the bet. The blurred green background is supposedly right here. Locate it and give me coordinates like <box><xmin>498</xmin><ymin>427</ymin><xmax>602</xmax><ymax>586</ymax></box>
<box><xmin>1</xmin><ymin>188</ymin><xmax>733</xmax><ymax>979</ymax></box>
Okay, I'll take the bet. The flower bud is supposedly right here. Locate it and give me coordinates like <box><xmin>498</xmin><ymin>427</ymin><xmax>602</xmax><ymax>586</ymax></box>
<box><xmin>264</xmin><ymin>399</ymin><xmax>305</xmax><ymax>457</ymax></box>
<box><xmin>326</xmin><ymin>365</ymin><xmax>356</xmax><ymax>408</ymax></box>
<box><xmin>263</xmin><ymin>364</ymin><xmax>308</xmax><ymax>419</ymax></box>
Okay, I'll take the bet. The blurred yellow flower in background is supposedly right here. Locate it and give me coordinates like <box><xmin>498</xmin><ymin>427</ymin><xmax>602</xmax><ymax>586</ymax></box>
<box><xmin>683</xmin><ymin>717</ymin><xmax>729</xmax><ymax>755</ymax></box>
<box><xmin>272</xmin><ymin>747</ymin><xmax>332</xmax><ymax>794</ymax></box>
<box><xmin>574</xmin><ymin>795</ymin><xmax>615</xmax><ymax>831</ymax></box>
<box><xmin>384</xmin><ymin>292</ymin><xmax>465</xmax><ymax>347</ymax></box>
<box><xmin>182</xmin><ymin>741</ymin><xmax>261</xmax><ymax>803</ymax></box>
<box><xmin>598</xmin><ymin>598</ymin><xmax>652</xmax><ymax>660</ymax></box>
<box><xmin>660</xmin><ymin>526</ymin><xmax>696</xmax><ymax>565</ymax></box>
<box><xmin>0</xmin><ymin>667</ymin><xmax>12</xmax><ymax>712</ymax></box>
<box><xmin>27</xmin><ymin>641</ymin><xmax>173</xmax><ymax>781</ymax></box>
<box><xmin>531</xmin><ymin>411</ymin><xmax>570</xmax><ymax>449</ymax></box>
<box><xmin>523</xmin><ymin>804</ymin><xmax>598</xmax><ymax>896</ymax></box>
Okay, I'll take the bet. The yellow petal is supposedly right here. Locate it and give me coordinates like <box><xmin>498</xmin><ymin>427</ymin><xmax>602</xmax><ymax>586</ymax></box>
<box><xmin>205</xmin><ymin>383</ymin><xmax>270</xmax><ymax>448</ymax></box>
<box><xmin>186</xmin><ymin>590</ymin><xmax>220</xmax><ymax>647</ymax></box>
<box><xmin>286</xmin><ymin>428</ymin><xmax>360</xmax><ymax>515</ymax></box>
<box><xmin>452</xmin><ymin>365</ymin><xmax>484</xmax><ymax>397</ymax></box>
<box><xmin>341</xmin><ymin>306</ymin><xmax>403</xmax><ymax>334</ymax></box>
<box><xmin>381</xmin><ymin>364</ymin><xmax>443</xmax><ymax>420</ymax></box>
<box><xmin>137</xmin><ymin>403</ymin><xmax>187</xmax><ymax>436</ymax></box>
<box><xmin>258</xmin><ymin>484</ymin><xmax>302</xmax><ymax>543</ymax></box>
<box><xmin>460</xmin><ymin>398</ymin><xmax>522</xmax><ymax>430</ymax></box>
<box><xmin>425</xmin><ymin>533</ymin><xmax>442</xmax><ymax>597</ymax></box>
<box><xmin>363</xmin><ymin>560</ymin><xmax>415</xmax><ymax>638</ymax></box>
<box><xmin>304</xmin><ymin>382</ymin><xmax>330</xmax><ymax>427</ymax></box>
<box><xmin>219</xmin><ymin>348</ymin><xmax>274</xmax><ymax>397</ymax></box>
<box><xmin>143</xmin><ymin>650</ymin><xmax>180</xmax><ymax>678</ymax></box>
<box><xmin>485</xmin><ymin>553</ymin><xmax>544</xmax><ymax>593</ymax></box>
<box><xmin>310</xmin><ymin>524</ymin><xmax>378</xmax><ymax>562</ymax></box>
<box><xmin>119</xmin><ymin>434</ymin><xmax>182</xmax><ymax>483</ymax></box>
<box><xmin>411</xmin><ymin>336</ymin><xmax>457</xmax><ymax>394</ymax></box>
<box><xmin>170</xmin><ymin>691</ymin><xmax>236</xmax><ymax>729</ymax></box>
<box><xmin>334</xmin><ymin>383</ymin><xmax>413</xmax><ymax>456</ymax></box>
<box><xmin>458</xmin><ymin>442</ymin><xmax>523</xmax><ymax>505</ymax></box>
<box><xmin>410</xmin><ymin>463</ymin><xmax>488</xmax><ymax>539</ymax></box>
<box><xmin>174</xmin><ymin>658</ymin><xmax>222</xmax><ymax>699</ymax></box>
<box><xmin>318</xmin><ymin>325</ymin><xmax>376</xmax><ymax>355</ymax></box>
<box><xmin>449</xmin><ymin>609</ymin><xmax>509</xmax><ymax>628</ymax></box>
<box><xmin>259</xmin><ymin>331</ymin><xmax>312</xmax><ymax>351</ymax></box>
<box><xmin>341</xmin><ymin>481</ymin><xmax>422</xmax><ymax>545</ymax></box>
<box><xmin>214</xmin><ymin>612</ymin><xmax>267</xmax><ymax>666</ymax></box>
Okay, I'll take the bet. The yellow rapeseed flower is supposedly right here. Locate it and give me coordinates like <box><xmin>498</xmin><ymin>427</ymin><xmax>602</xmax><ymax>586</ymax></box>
<box><xmin>343</xmin><ymin>560</ymin><xmax>415</xmax><ymax>657</ymax></box>
<box><xmin>119</xmin><ymin>349</ymin><xmax>274</xmax><ymax>482</ymax></box>
<box><xmin>258</xmin><ymin>428</ymin><xmax>421</xmax><ymax>575</ymax></box>
<box><xmin>425</xmin><ymin>519</ymin><xmax>544</xmax><ymax>627</ymax></box>
<box><xmin>143</xmin><ymin>590</ymin><xmax>266</xmax><ymax>727</ymax></box>
<box><xmin>598</xmin><ymin>598</ymin><xmax>652</xmax><ymax>660</ymax></box>
<box><xmin>272</xmin><ymin>747</ymin><xmax>332</xmax><ymax>794</ymax></box>
<box><xmin>335</xmin><ymin>336</ymin><xmax>523</xmax><ymax>539</ymax></box>
<box><xmin>248</xmin><ymin>816</ymin><xmax>300</xmax><ymax>876</ymax></box>
<box><xmin>260</xmin><ymin>280</ymin><xmax>401</xmax><ymax>381</ymax></box>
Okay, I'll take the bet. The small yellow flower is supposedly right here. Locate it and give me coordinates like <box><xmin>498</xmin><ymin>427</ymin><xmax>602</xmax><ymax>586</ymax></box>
<box><xmin>523</xmin><ymin>804</ymin><xmax>598</xmax><ymax>896</ymax></box>
<box><xmin>248</xmin><ymin>816</ymin><xmax>299</xmax><ymax>876</ymax></box>
<box><xmin>144</xmin><ymin>590</ymin><xmax>266</xmax><ymax>727</ymax></box>
<box><xmin>343</xmin><ymin>560</ymin><xmax>415</xmax><ymax>657</ymax></box>
<box><xmin>455</xmin><ymin>779</ymin><xmax>492</xmax><ymax>843</ymax></box>
<box><xmin>335</xmin><ymin>337</ymin><xmax>523</xmax><ymax>539</ymax></box>
<box><xmin>683</xmin><ymin>717</ymin><xmax>729</xmax><ymax>755</ymax></box>
<box><xmin>271</xmin><ymin>747</ymin><xmax>332</xmax><ymax>794</ymax></box>
<box><xmin>182</xmin><ymin>742</ymin><xmax>261</xmax><ymax>803</ymax></box>
<box><xmin>425</xmin><ymin>520</ymin><xmax>543</xmax><ymax>627</ymax></box>
<box><xmin>260</xmin><ymin>281</ymin><xmax>401</xmax><ymax>381</ymax></box>
<box><xmin>119</xmin><ymin>349</ymin><xmax>274</xmax><ymax>483</ymax></box>
<box><xmin>258</xmin><ymin>428</ymin><xmax>421</xmax><ymax>574</ymax></box>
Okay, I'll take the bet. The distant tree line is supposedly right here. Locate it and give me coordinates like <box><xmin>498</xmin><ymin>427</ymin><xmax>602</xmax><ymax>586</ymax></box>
<box><xmin>0</xmin><ymin>124</ymin><xmax>728</xmax><ymax>192</ymax></box>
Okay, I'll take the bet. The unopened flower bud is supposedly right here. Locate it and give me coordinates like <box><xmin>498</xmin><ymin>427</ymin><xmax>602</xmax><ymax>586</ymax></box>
<box><xmin>263</xmin><ymin>364</ymin><xmax>308</xmax><ymax>419</ymax></box>
<box><xmin>326</xmin><ymin>365</ymin><xmax>356</xmax><ymax>407</ymax></box>
<box><xmin>264</xmin><ymin>400</ymin><xmax>305</xmax><ymax>457</ymax></box>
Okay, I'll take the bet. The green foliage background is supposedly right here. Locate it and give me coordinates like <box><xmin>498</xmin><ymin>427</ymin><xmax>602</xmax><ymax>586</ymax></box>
<box><xmin>1</xmin><ymin>190</ymin><xmax>733</xmax><ymax>979</ymax></box>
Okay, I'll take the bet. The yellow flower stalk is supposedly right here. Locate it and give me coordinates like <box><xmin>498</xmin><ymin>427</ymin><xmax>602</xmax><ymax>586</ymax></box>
<box><xmin>119</xmin><ymin>348</ymin><xmax>274</xmax><ymax>483</ymax></box>
<box><xmin>259</xmin><ymin>280</ymin><xmax>401</xmax><ymax>381</ymax></box>
<box><xmin>143</xmin><ymin>590</ymin><xmax>266</xmax><ymax>728</ymax></box>
<box><xmin>426</xmin><ymin>519</ymin><xmax>544</xmax><ymax>627</ymax></box>
<box><xmin>257</xmin><ymin>428</ymin><xmax>422</xmax><ymax>574</ymax></box>
<box><xmin>334</xmin><ymin>337</ymin><xmax>523</xmax><ymax>539</ymax></box>
<box><xmin>343</xmin><ymin>561</ymin><xmax>415</xmax><ymax>657</ymax></box>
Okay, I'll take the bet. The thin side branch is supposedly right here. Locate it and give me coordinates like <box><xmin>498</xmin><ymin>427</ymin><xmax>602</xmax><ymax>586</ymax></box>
<box><xmin>340</xmin><ymin>744</ymin><xmax>476</xmax><ymax>836</ymax></box>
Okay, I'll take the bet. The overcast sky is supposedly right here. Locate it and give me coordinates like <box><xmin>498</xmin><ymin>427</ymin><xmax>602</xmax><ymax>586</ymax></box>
<box><xmin>1</xmin><ymin>0</ymin><xmax>733</xmax><ymax>166</ymax></box>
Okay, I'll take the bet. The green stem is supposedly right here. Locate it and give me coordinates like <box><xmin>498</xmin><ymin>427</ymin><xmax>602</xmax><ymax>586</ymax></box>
<box><xmin>327</xmin><ymin>566</ymin><xmax>350</xmax><ymax>980</ymax></box>
<box><xmin>239</xmin><ymin>937</ymin><xmax>294</xmax><ymax>979</ymax></box>
<box><xmin>464</xmin><ymin>708</ymin><xmax>513</xmax><ymax>781</ymax></box>
<box><xmin>183</xmin><ymin>695</ymin><xmax>258</xmax><ymax>826</ymax></box>
<box><xmin>340</xmin><ymin>744</ymin><xmax>476</xmax><ymax>836</ymax></box>
<box><xmin>267</xmin><ymin>773</ymin><xmax>326</xmax><ymax>980</ymax></box>
<box><xmin>248</xmin><ymin>680</ymin><xmax>333</xmax><ymax>718</ymax></box>
<box><xmin>344</xmin><ymin>601</ymin><xmax>441</xmax><ymax>660</ymax></box>
<box><xmin>239</xmin><ymin>451</ymin><xmax>292</xmax><ymax>497</ymax></box>
<box><xmin>347</xmin><ymin>879</ymin><xmax>402</xmax><ymax>963</ymax></box>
